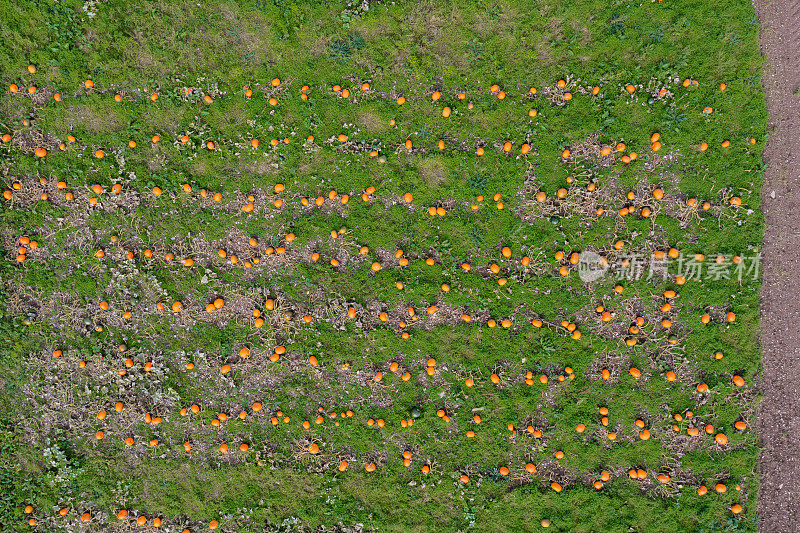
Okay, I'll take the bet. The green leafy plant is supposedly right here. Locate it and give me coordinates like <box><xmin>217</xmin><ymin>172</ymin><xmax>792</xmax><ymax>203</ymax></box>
<box><xmin>329</xmin><ymin>32</ymin><xmax>365</xmax><ymax>62</ymax></box>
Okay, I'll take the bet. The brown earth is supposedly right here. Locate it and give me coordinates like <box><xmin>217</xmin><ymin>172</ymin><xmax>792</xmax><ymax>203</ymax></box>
<box><xmin>754</xmin><ymin>0</ymin><xmax>800</xmax><ymax>530</ymax></box>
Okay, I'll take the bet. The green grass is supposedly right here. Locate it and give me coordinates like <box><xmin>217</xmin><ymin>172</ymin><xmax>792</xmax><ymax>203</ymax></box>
<box><xmin>0</xmin><ymin>0</ymin><xmax>765</xmax><ymax>531</ymax></box>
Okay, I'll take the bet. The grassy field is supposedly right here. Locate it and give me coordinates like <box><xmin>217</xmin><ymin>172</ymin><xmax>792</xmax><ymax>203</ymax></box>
<box><xmin>0</xmin><ymin>0</ymin><xmax>766</xmax><ymax>531</ymax></box>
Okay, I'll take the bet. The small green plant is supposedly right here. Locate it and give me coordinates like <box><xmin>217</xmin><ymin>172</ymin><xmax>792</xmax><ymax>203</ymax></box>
<box><xmin>466</xmin><ymin>38</ymin><xmax>485</xmax><ymax>60</ymax></box>
<box><xmin>329</xmin><ymin>32</ymin><xmax>365</xmax><ymax>62</ymax></box>
<box><xmin>607</xmin><ymin>13</ymin><xmax>626</xmax><ymax>36</ymax></box>
<box><xmin>467</xmin><ymin>173</ymin><xmax>488</xmax><ymax>192</ymax></box>
<box><xmin>665</xmin><ymin>107</ymin><xmax>687</xmax><ymax>131</ymax></box>
<box><xmin>469</xmin><ymin>225</ymin><xmax>484</xmax><ymax>247</ymax></box>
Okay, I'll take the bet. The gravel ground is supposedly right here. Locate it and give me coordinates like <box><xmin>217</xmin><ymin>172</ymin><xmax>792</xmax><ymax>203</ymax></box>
<box><xmin>754</xmin><ymin>0</ymin><xmax>800</xmax><ymax>530</ymax></box>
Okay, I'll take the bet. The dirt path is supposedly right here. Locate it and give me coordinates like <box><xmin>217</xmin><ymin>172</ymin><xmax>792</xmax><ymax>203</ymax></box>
<box><xmin>754</xmin><ymin>0</ymin><xmax>800</xmax><ymax>530</ymax></box>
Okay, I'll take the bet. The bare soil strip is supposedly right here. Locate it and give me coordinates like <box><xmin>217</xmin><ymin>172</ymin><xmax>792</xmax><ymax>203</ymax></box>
<box><xmin>754</xmin><ymin>0</ymin><xmax>800</xmax><ymax>529</ymax></box>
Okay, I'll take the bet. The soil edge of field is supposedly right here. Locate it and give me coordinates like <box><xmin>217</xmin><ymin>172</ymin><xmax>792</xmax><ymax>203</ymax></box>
<box><xmin>754</xmin><ymin>0</ymin><xmax>800</xmax><ymax>530</ymax></box>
